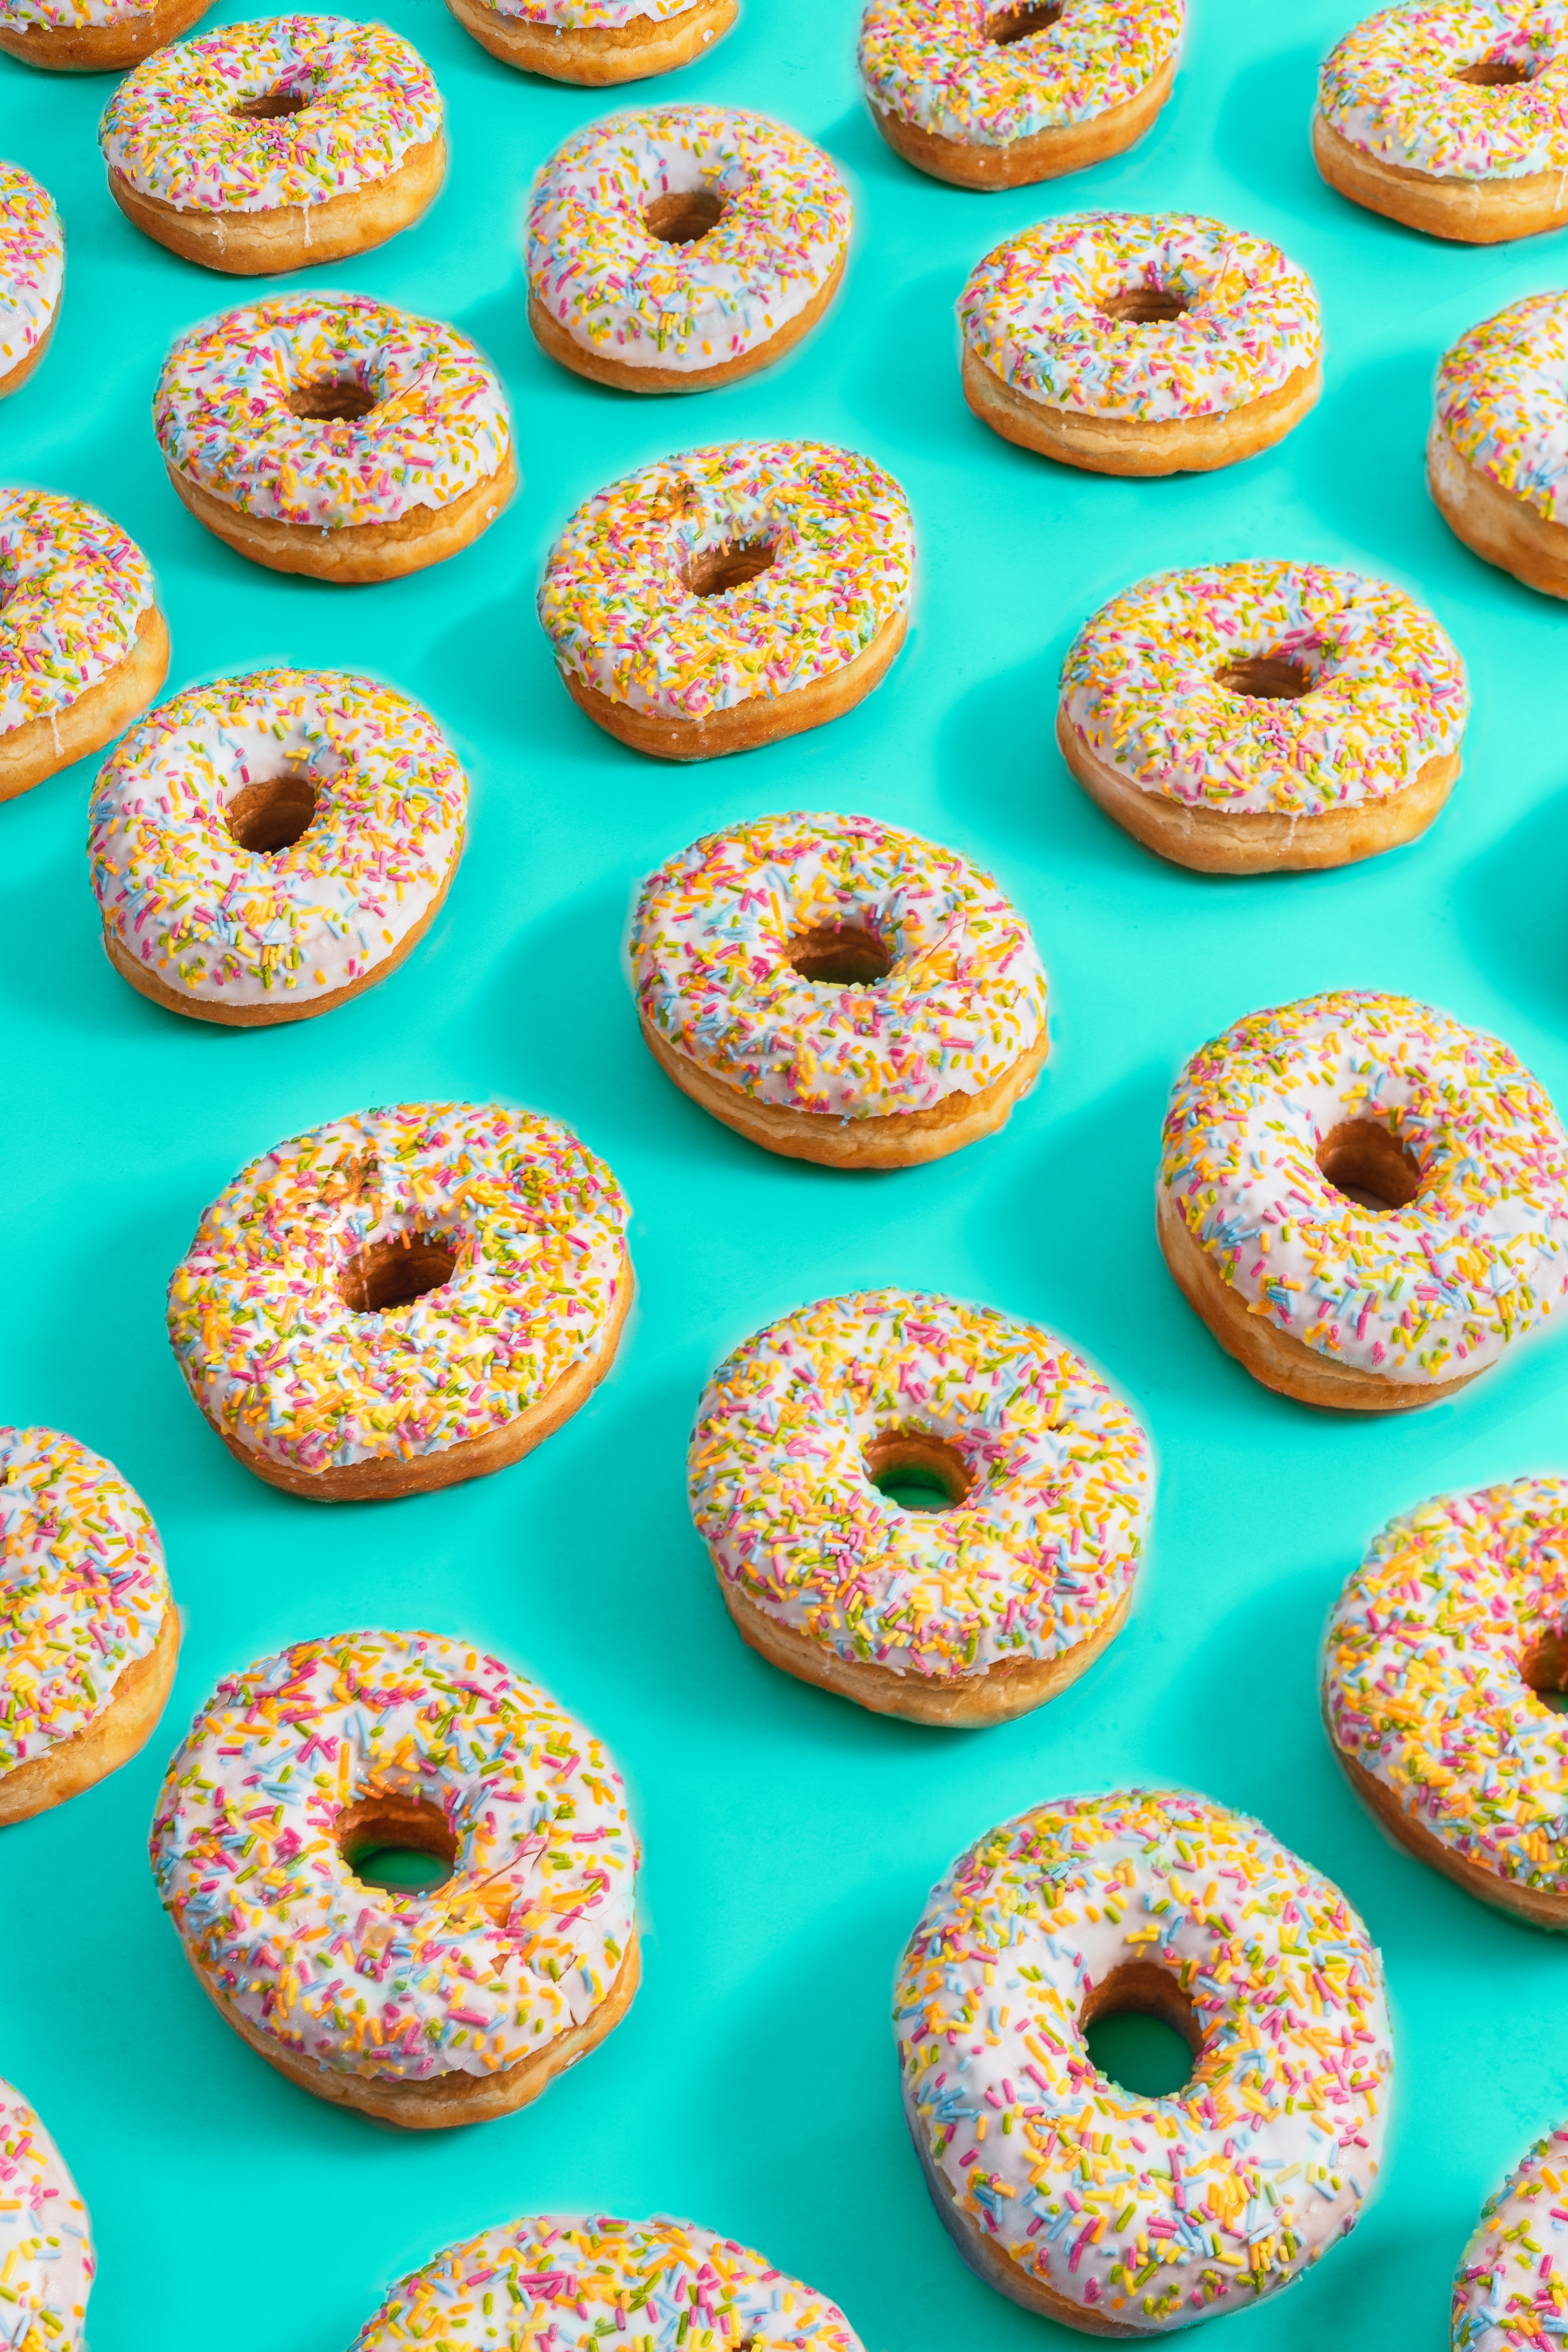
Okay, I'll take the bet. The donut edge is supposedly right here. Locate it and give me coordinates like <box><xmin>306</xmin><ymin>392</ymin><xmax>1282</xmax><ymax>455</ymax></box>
<box><xmin>443</xmin><ymin>0</ymin><xmax>737</xmax><ymax>84</ymax></box>
<box><xmin>0</xmin><ymin>1603</ymin><xmax>180</xmax><ymax>1826</ymax></box>
<box><xmin>0</xmin><ymin>0</ymin><xmax>206</xmax><ymax>70</ymax></box>
<box><xmin>526</xmin><ymin>250</ymin><xmax>846</xmax><ymax>395</ymax></box>
<box><xmin>163</xmin><ymin>445</ymin><xmax>517</xmax><ymax>585</ymax></box>
<box><xmin>0</xmin><ymin>601</ymin><xmax>170</xmax><ymax>804</ymax></box>
<box><xmin>107</xmin><ymin>133</ymin><xmax>448</xmax><ymax>276</ymax></box>
<box><xmin>1311</xmin><ymin>109</ymin><xmax>1568</xmax><ymax>247</ymax></box>
<box><xmin>866</xmin><ymin>51</ymin><xmax>1176</xmax><ymax>193</ymax></box>
<box><xmin>1428</xmin><ymin>421</ymin><xmax>1568</xmax><ymax>601</ymax></box>
<box><xmin>962</xmin><ymin>343</ymin><xmax>1322</xmax><ymax>477</ymax></box>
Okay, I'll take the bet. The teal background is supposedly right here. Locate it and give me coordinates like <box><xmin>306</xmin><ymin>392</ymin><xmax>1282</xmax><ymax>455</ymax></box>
<box><xmin>4</xmin><ymin>2</ymin><xmax>1568</xmax><ymax>2345</ymax></box>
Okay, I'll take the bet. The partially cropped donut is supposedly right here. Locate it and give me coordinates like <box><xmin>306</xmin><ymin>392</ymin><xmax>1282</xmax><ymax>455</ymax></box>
<box><xmin>0</xmin><ymin>0</ymin><xmax>205</xmax><ymax>70</ymax></box>
<box><xmin>631</xmin><ymin>810</ymin><xmax>1048</xmax><ymax>1167</ymax></box>
<box><xmin>0</xmin><ymin>2081</ymin><xmax>93</xmax><ymax>2352</ymax></box>
<box><xmin>859</xmin><ymin>0</ymin><xmax>1182</xmax><ymax>191</ymax></box>
<box><xmin>0</xmin><ymin>163</ymin><xmax>62</xmax><ymax>398</ymax></box>
<box><xmin>1454</xmin><ymin>2127</ymin><xmax>1568</xmax><ymax>2347</ymax></box>
<box><xmin>690</xmin><ymin>1289</ymin><xmax>1151</xmax><ymax>1724</ymax></box>
<box><xmin>444</xmin><ymin>0</ymin><xmax>736</xmax><ymax>85</ymax></box>
<box><xmin>100</xmin><ymin>15</ymin><xmax>445</xmax><ymax>274</ymax></box>
<box><xmin>1430</xmin><ymin>292</ymin><xmax>1568</xmax><ymax>597</ymax></box>
<box><xmin>90</xmin><ymin>670</ymin><xmax>466</xmax><ymax>1025</ymax></box>
<box><xmin>1315</xmin><ymin>3</ymin><xmax>1568</xmax><ymax>244</ymax></box>
<box><xmin>526</xmin><ymin>105</ymin><xmax>851</xmax><ymax>392</ymax></box>
<box><xmin>539</xmin><ymin>441</ymin><xmax>913</xmax><ymax>759</ymax></box>
<box><xmin>1160</xmin><ymin>989</ymin><xmax>1568</xmax><ymax>1410</ymax></box>
<box><xmin>960</xmin><ymin>211</ymin><xmax>1321</xmax><ymax>475</ymax></box>
<box><xmin>155</xmin><ymin>293</ymin><xmax>515</xmax><ymax>583</ymax></box>
<box><xmin>1058</xmin><ymin>559</ymin><xmax>1468</xmax><ymax>872</ymax></box>
<box><xmin>152</xmin><ymin>1628</ymin><xmax>639</xmax><ymax>2127</ymax></box>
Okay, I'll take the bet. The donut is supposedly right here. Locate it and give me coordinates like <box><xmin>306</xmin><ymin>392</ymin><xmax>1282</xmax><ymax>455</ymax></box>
<box><xmin>352</xmin><ymin>2217</ymin><xmax>864</xmax><ymax>2352</ymax></box>
<box><xmin>99</xmin><ymin>15</ymin><xmax>445</xmax><ymax>274</ymax></box>
<box><xmin>858</xmin><ymin>0</ymin><xmax>1182</xmax><ymax>191</ymax></box>
<box><xmin>1429</xmin><ymin>292</ymin><xmax>1568</xmax><ymax>599</ymax></box>
<box><xmin>539</xmin><ymin>441</ymin><xmax>913</xmax><ymax>758</ymax></box>
<box><xmin>525</xmin><ymin>105</ymin><xmax>851</xmax><ymax>394</ymax></box>
<box><xmin>1159</xmin><ymin>989</ymin><xmax>1568</xmax><ymax>1412</ymax></box>
<box><xmin>0</xmin><ymin>0</ymin><xmax>204</xmax><ymax>70</ymax></box>
<box><xmin>959</xmin><ymin>211</ymin><xmax>1322</xmax><ymax>475</ymax></box>
<box><xmin>154</xmin><ymin>293</ymin><xmax>515</xmax><ymax>584</ymax></box>
<box><xmin>1058</xmin><ymin>560</ymin><xmax>1468</xmax><ymax>874</ymax></box>
<box><xmin>1453</xmin><ymin>2127</ymin><xmax>1568</xmax><ymax>2346</ymax></box>
<box><xmin>895</xmin><ymin>1787</ymin><xmax>1392</xmax><ymax>2336</ymax></box>
<box><xmin>0</xmin><ymin>2080</ymin><xmax>93</xmax><ymax>2352</ymax></box>
<box><xmin>1324</xmin><ymin>1477</ymin><xmax>1568</xmax><ymax>1929</ymax></box>
<box><xmin>444</xmin><ymin>0</ymin><xmax>736</xmax><ymax>85</ymax></box>
<box><xmin>1315</xmin><ymin>4</ymin><xmax>1568</xmax><ymax>244</ymax></box>
<box><xmin>0</xmin><ymin>491</ymin><xmax>170</xmax><ymax>803</ymax></box>
<box><xmin>151</xmin><ymin>1628</ymin><xmax>639</xmax><ymax>2128</ymax></box>
<box><xmin>0</xmin><ymin>163</ymin><xmax>62</xmax><ymax>399</ymax></box>
<box><xmin>630</xmin><ymin>811</ymin><xmax>1048</xmax><ymax>1168</ymax></box>
<box><xmin>166</xmin><ymin>1101</ymin><xmax>633</xmax><ymax>1500</ymax></box>
<box><xmin>688</xmin><ymin>1288</ymin><xmax>1152</xmax><ymax>1726</ymax></box>
<box><xmin>0</xmin><ymin>1426</ymin><xmax>178</xmax><ymax>1827</ymax></box>
<box><xmin>90</xmin><ymin>669</ymin><xmax>466</xmax><ymax>1027</ymax></box>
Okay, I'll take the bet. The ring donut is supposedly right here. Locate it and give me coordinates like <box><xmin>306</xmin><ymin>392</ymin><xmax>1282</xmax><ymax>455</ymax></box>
<box><xmin>151</xmin><ymin>1628</ymin><xmax>639</xmax><ymax>2129</ymax></box>
<box><xmin>896</xmin><ymin>1787</ymin><xmax>1391</xmax><ymax>2336</ymax></box>
<box><xmin>1453</xmin><ymin>2127</ymin><xmax>1568</xmax><ymax>2347</ymax></box>
<box><xmin>0</xmin><ymin>162</ymin><xmax>62</xmax><ymax>398</ymax></box>
<box><xmin>443</xmin><ymin>0</ymin><xmax>736</xmax><ymax>86</ymax></box>
<box><xmin>1430</xmin><ymin>291</ymin><xmax>1568</xmax><ymax>598</ymax></box>
<box><xmin>689</xmin><ymin>1288</ymin><xmax>1152</xmax><ymax>1726</ymax></box>
<box><xmin>1058</xmin><ymin>560</ymin><xmax>1468</xmax><ymax>873</ymax></box>
<box><xmin>960</xmin><ymin>211</ymin><xmax>1321</xmax><ymax>475</ymax></box>
<box><xmin>100</xmin><ymin>14</ymin><xmax>445</xmax><ymax>274</ymax></box>
<box><xmin>0</xmin><ymin>0</ymin><xmax>205</xmax><ymax>70</ymax></box>
<box><xmin>0</xmin><ymin>2079</ymin><xmax>93</xmax><ymax>2352</ymax></box>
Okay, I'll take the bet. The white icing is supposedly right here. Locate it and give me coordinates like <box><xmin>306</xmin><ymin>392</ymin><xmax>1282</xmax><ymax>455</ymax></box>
<box><xmin>0</xmin><ymin>2081</ymin><xmax>93</xmax><ymax>2352</ymax></box>
<box><xmin>0</xmin><ymin>490</ymin><xmax>154</xmax><ymax>736</ymax></box>
<box><xmin>1319</xmin><ymin>1</ymin><xmax>1568</xmax><ymax>181</ymax></box>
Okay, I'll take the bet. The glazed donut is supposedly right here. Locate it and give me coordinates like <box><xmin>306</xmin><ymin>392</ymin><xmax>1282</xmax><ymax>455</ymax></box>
<box><xmin>154</xmin><ymin>293</ymin><xmax>515</xmax><ymax>584</ymax></box>
<box><xmin>526</xmin><ymin>105</ymin><xmax>851</xmax><ymax>393</ymax></box>
<box><xmin>0</xmin><ymin>1426</ymin><xmax>178</xmax><ymax>1827</ymax></box>
<box><xmin>0</xmin><ymin>163</ymin><xmax>62</xmax><ymax>399</ymax></box>
<box><xmin>100</xmin><ymin>15</ymin><xmax>445</xmax><ymax>274</ymax></box>
<box><xmin>151</xmin><ymin>1628</ymin><xmax>639</xmax><ymax>2128</ymax></box>
<box><xmin>897</xmin><ymin>1788</ymin><xmax>1391</xmax><ymax>2336</ymax></box>
<box><xmin>1315</xmin><ymin>3</ymin><xmax>1568</xmax><ymax>245</ymax></box>
<box><xmin>90</xmin><ymin>669</ymin><xmax>466</xmax><ymax>1027</ymax></box>
<box><xmin>1430</xmin><ymin>292</ymin><xmax>1568</xmax><ymax>598</ymax></box>
<box><xmin>630</xmin><ymin>811</ymin><xmax>1048</xmax><ymax>1167</ymax></box>
<box><xmin>0</xmin><ymin>2081</ymin><xmax>93</xmax><ymax>2352</ymax></box>
<box><xmin>540</xmin><ymin>442</ymin><xmax>911</xmax><ymax>759</ymax></box>
<box><xmin>859</xmin><ymin>0</ymin><xmax>1182</xmax><ymax>191</ymax></box>
<box><xmin>0</xmin><ymin>0</ymin><xmax>204</xmax><ymax>70</ymax></box>
<box><xmin>166</xmin><ymin>1101</ymin><xmax>632</xmax><ymax>1500</ymax></box>
<box><xmin>960</xmin><ymin>211</ymin><xmax>1322</xmax><ymax>475</ymax></box>
<box><xmin>352</xmin><ymin>2217</ymin><xmax>864</xmax><ymax>2352</ymax></box>
<box><xmin>688</xmin><ymin>1288</ymin><xmax>1151</xmax><ymax>1726</ymax></box>
<box><xmin>1058</xmin><ymin>560</ymin><xmax>1468</xmax><ymax>874</ymax></box>
<box><xmin>0</xmin><ymin>491</ymin><xmax>170</xmax><ymax>803</ymax></box>
<box><xmin>1159</xmin><ymin>989</ymin><xmax>1568</xmax><ymax>1412</ymax></box>
<box><xmin>444</xmin><ymin>0</ymin><xmax>736</xmax><ymax>86</ymax></box>
<box><xmin>1325</xmin><ymin>1477</ymin><xmax>1568</xmax><ymax>1929</ymax></box>
<box><xmin>1453</xmin><ymin>2127</ymin><xmax>1568</xmax><ymax>2346</ymax></box>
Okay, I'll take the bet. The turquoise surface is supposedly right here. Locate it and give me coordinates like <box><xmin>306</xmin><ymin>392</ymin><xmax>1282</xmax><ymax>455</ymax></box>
<box><xmin>4</xmin><ymin>2</ymin><xmax>1568</xmax><ymax>2346</ymax></box>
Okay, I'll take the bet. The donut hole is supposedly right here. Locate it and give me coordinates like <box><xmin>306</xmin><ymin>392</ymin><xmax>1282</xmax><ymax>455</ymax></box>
<box><xmin>1454</xmin><ymin>54</ymin><xmax>1534</xmax><ymax>85</ymax></box>
<box><xmin>1080</xmin><ymin>1960</ymin><xmax>1201</xmax><ymax>2098</ymax></box>
<box><xmin>225</xmin><ymin>766</ymin><xmax>317</xmax><ymax>855</ymax></box>
<box><xmin>287</xmin><ymin>378</ymin><xmax>379</xmax><ymax>423</ymax></box>
<box><xmin>231</xmin><ymin>86</ymin><xmax>311</xmax><ymax>118</ymax></box>
<box><xmin>987</xmin><ymin>0</ymin><xmax>1063</xmax><ymax>42</ymax></box>
<box><xmin>644</xmin><ymin>187</ymin><xmax>728</xmax><ymax>244</ymax></box>
<box><xmin>1100</xmin><ymin>285</ymin><xmax>1191</xmax><ymax>327</ymax></box>
<box><xmin>865</xmin><ymin>1429</ymin><xmax>971</xmax><ymax>1512</ymax></box>
<box><xmin>339</xmin><ymin>1234</ymin><xmax>458</xmax><ymax>1314</ymax></box>
<box><xmin>787</xmin><ymin>924</ymin><xmax>893</xmax><ymax>987</ymax></box>
<box><xmin>1520</xmin><ymin>1632</ymin><xmax>1568</xmax><ymax>1713</ymax></box>
<box><xmin>684</xmin><ymin>537</ymin><xmax>777</xmax><ymax>598</ymax></box>
<box><xmin>1215</xmin><ymin>653</ymin><xmax>1314</xmax><ymax>700</ymax></box>
<box><xmin>1316</xmin><ymin>1119</ymin><xmax>1421</xmax><ymax>1214</ymax></box>
<box><xmin>338</xmin><ymin>1792</ymin><xmax>456</xmax><ymax>1895</ymax></box>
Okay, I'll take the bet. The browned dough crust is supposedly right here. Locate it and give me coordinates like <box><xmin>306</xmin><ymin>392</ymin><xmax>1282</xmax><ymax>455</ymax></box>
<box><xmin>1312</xmin><ymin>108</ymin><xmax>1568</xmax><ymax>244</ymax></box>
<box><xmin>962</xmin><ymin>342</ymin><xmax>1322</xmax><ymax>476</ymax></box>
<box><xmin>0</xmin><ymin>307</ymin><xmax>58</xmax><ymax>401</ymax></box>
<box><xmin>1328</xmin><ymin>1725</ymin><xmax>1568</xmax><ymax>1930</ymax></box>
<box><xmin>1429</xmin><ymin>421</ymin><xmax>1568</xmax><ymax>599</ymax></box>
<box><xmin>106</xmin><ymin>134</ymin><xmax>446</xmax><ymax>274</ymax></box>
<box><xmin>0</xmin><ymin>1607</ymin><xmax>180</xmax><ymax>1826</ymax></box>
<box><xmin>0</xmin><ymin>0</ymin><xmax>207</xmax><ymax>70</ymax></box>
<box><xmin>443</xmin><ymin>0</ymin><xmax>735</xmax><ymax>81</ymax></box>
<box><xmin>1056</xmin><ymin>706</ymin><xmax>1460</xmax><ymax>874</ymax></box>
<box><xmin>641</xmin><ymin>1014</ymin><xmax>1048</xmax><ymax>1170</ymax></box>
<box><xmin>527</xmin><ymin>250</ymin><xmax>845</xmax><ymax>394</ymax></box>
<box><xmin>867</xmin><ymin>51</ymin><xmax>1175</xmax><ymax>191</ymax></box>
<box><xmin>0</xmin><ymin>602</ymin><xmax>170</xmax><ymax>803</ymax></box>
<box><xmin>165</xmin><ymin>446</ymin><xmax>517</xmax><ymax>585</ymax></box>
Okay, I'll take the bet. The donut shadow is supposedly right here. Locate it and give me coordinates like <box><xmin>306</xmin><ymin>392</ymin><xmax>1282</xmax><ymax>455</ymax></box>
<box><xmin>1290</xmin><ymin>347</ymin><xmax>1447</xmax><ymax>576</ymax></box>
<box><xmin>836</xmin><ymin>264</ymin><xmax>968</xmax><ymax>457</ymax></box>
<box><xmin>1209</xmin><ymin>44</ymin><xmax>1327</xmax><ymax>217</ymax></box>
<box><xmin>1457</xmin><ymin>781</ymin><xmax>1568</xmax><ymax>1024</ymax></box>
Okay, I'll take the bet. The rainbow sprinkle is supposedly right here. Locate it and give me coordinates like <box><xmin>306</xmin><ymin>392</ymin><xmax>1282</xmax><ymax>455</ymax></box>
<box><xmin>1319</xmin><ymin>3</ymin><xmax>1568</xmax><ymax>180</ymax></box>
<box><xmin>0</xmin><ymin>490</ymin><xmax>154</xmax><ymax>735</ymax></box>
<box><xmin>151</xmin><ymin>1630</ymin><xmax>637</xmax><ymax>2083</ymax></box>
<box><xmin>488</xmin><ymin>0</ymin><xmax>703</xmax><ymax>23</ymax></box>
<box><xmin>1453</xmin><ymin>2125</ymin><xmax>1568</xmax><ymax>2348</ymax></box>
<box><xmin>0</xmin><ymin>2081</ymin><xmax>93</xmax><ymax>2351</ymax></box>
<box><xmin>1435</xmin><ymin>292</ymin><xmax>1568</xmax><ymax>525</ymax></box>
<box><xmin>0</xmin><ymin>162</ymin><xmax>62</xmax><ymax>377</ymax></box>
<box><xmin>896</xmin><ymin>1788</ymin><xmax>1390</xmax><ymax>2332</ymax></box>
<box><xmin>858</xmin><ymin>0</ymin><xmax>1183</xmax><ymax>146</ymax></box>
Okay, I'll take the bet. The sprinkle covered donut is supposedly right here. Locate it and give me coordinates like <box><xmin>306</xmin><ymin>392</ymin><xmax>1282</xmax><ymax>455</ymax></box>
<box><xmin>155</xmin><ymin>293</ymin><xmax>515</xmax><ymax>584</ymax></box>
<box><xmin>91</xmin><ymin>670</ymin><xmax>466</xmax><ymax>1027</ymax></box>
<box><xmin>526</xmin><ymin>105</ymin><xmax>851</xmax><ymax>393</ymax></box>
<box><xmin>1315</xmin><ymin>2</ymin><xmax>1568</xmax><ymax>245</ymax></box>
<box><xmin>1429</xmin><ymin>292</ymin><xmax>1568</xmax><ymax>598</ymax></box>
<box><xmin>152</xmin><ymin>1628</ymin><xmax>639</xmax><ymax>2127</ymax></box>
<box><xmin>960</xmin><ymin>211</ymin><xmax>1322</xmax><ymax>475</ymax></box>
<box><xmin>896</xmin><ymin>1788</ymin><xmax>1391</xmax><ymax>2335</ymax></box>
<box><xmin>167</xmin><ymin>1101</ymin><xmax>633</xmax><ymax>1500</ymax></box>
<box><xmin>631</xmin><ymin>811</ymin><xmax>1048</xmax><ymax>1167</ymax></box>
<box><xmin>0</xmin><ymin>491</ymin><xmax>170</xmax><ymax>803</ymax></box>
<box><xmin>1159</xmin><ymin>989</ymin><xmax>1568</xmax><ymax>1411</ymax></box>
<box><xmin>100</xmin><ymin>15</ymin><xmax>445</xmax><ymax>274</ymax></box>
<box><xmin>859</xmin><ymin>0</ymin><xmax>1183</xmax><ymax>191</ymax></box>
<box><xmin>0</xmin><ymin>1426</ymin><xmax>178</xmax><ymax>1826</ymax></box>
<box><xmin>0</xmin><ymin>163</ymin><xmax>62</xmax><ymax>398</ymax></box>
<box><xmin>444</xmin><ymin>0</ymin><xmax>737</xmax><ymax>87</ymax></box>
<box><xmin>688</xmin><ymin>1289</ymin><xmax>1152</xmax><ymax>1726</ymax></box>
<box><xmin>539</xmin><ymin>441</ymin><xmax>913</xmax><ymax>759</ymax></box>
<box><xmin>1453</xmin><ymin>2127</ymin><xmax>1568</xmax><ymax>2346</ymax></box>
<box><xmin>1058</xmin><ymin>560</ymin><xmax>1468</xmax><ymax>874</ymax></box>
<box><xmin>0</xmin><ymin>2081</ymin><xmax>93</xmax><ymax>2352</ymax></box>
<box><xmin>0</xmin><ymin>0</ymin><xmax>205</xmax><ymax>70</ymax></box>
<box><xmin>1325</xmin><ymin>1478</ymin><xmax>1568</xmax><ymax>1928</ymax></box>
